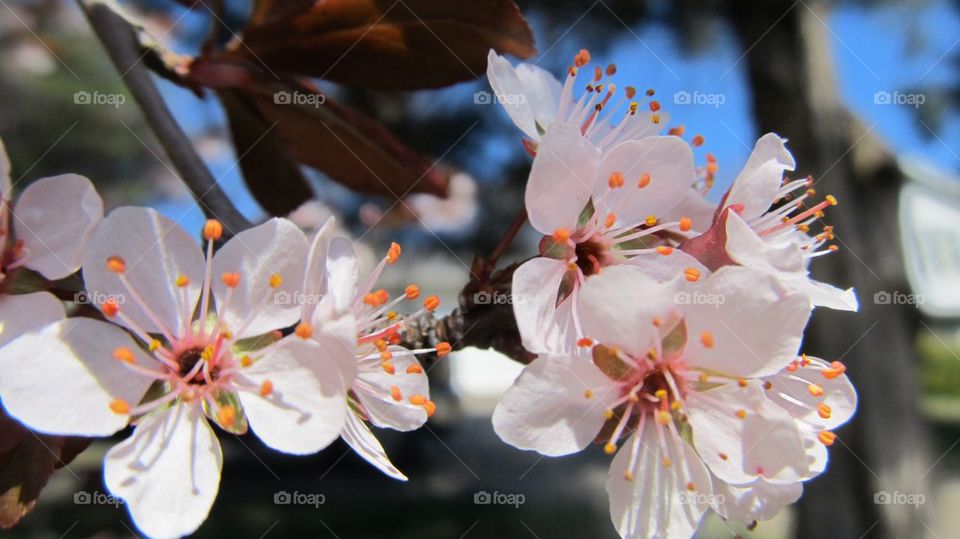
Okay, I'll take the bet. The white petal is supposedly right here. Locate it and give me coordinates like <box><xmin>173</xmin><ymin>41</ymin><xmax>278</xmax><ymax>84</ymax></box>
<box><xmin>487</xmin><ymin>50</ymin><xmax>561</xmax><ymax>140</ymax></box>
<box><xmin>82</xmin><ymin>207</ymin><xmax>204</xmax><ymax>336</ymax></box>
<box><xmin>724</xmin><ymin>211</ymin><xmax>805</xmax><ymax>274</ymax></box>
<box><xmin>724</xmin><ymin>133</ymin><xmax>796</xmax><ymax>221</ymax></box>
<box><xmin>764</xmin><ymin>356</ymin><xmax>857</xmax><ymax>430</ymax></box>
<box><xmin>105</xmin><ymin>403</ymin><xmax>222</xmax><ymax>539</ymax></box>
<box><xmin>0</xmin><ymin>291</ymin><xmax>65</xmax><ymax>347</ymax></box>
<box><xmin>593</xmin><ymin>136</ymin><xmax>694</xmax><ymax>226</ymax></box>
<box><xmin>212</xmin><ymin>218</ymin><xmax>308</xmax><ymax>338</ymax></box>
<box><xmin>341</xmin><ymin>411</ymin><xmax>407</xmax><ymax>481</ymax></box>
<box><xmin>662</xmin><ymin>189</ymin><xmax>718</xmax><ymax>234</ymax></box>
<box><xmin>578</xmin><ymin>265</ymin><xmax>679</xmax><ymax>357</ymax></box>
<box><xmin>682</xmin><ymin>266</ymin><xmax>810</xmax><ymax>378</ymax></box>
<box><xmin>687</xmin><ymin>383</ymin><xmax>809</xmax><ymax>485</ymax></box>
<box><xmin>238</xmin><ymin>338</ymin><xmax>349</xmax><ymax>454</ymax></box>
<box><xmin>525</xmin><ymin>123</ymin><xmax>600</xmax><ymax>235</ymax></box>
<box><xmin>301</xmin><ymin>216</ymin><xmax>336</xmax><ymax>321</ymax></box>
<box><xmin>13</xmin><ymin>175</ymin><xmax>103</xmax><ymax>280</ymax></box>
<box><xmin>324</xmin><ymin>237</ymin><xmax>359</xmax><ymax>313</ymax></box>
<box><xmin>711</xmin><ymin>477</ymin><xmax>802</xmax><ymax>522</ymax></box>
<box><xmin>493</xmin><ymin>352</ymin><xmax>615</xmax><ymax>456</ymax></box>
<box><xmin>624</xmin><ymin>249</ymin><xmax>710</xmax><ymax>283</ymax></box>
<box><xmin>511</xmin><ymin>257</ymin><xmax>577</xmax><ymax>354</ymax></box>
<box><xmin>0</xmin><ymin>318</ymin><xmax>154</xmax><ymax>436</ymax></box>
<box><xmin>356</xmin><ymin>346</ymin><xmax>429</xmax><ymax>431</ymax></box>
<box><xmin>786</xmin><ymin>277</ymin><xmax>859</xmax><ymax>311</ymax></box>
<box><xmin>607</xmin><ymin>420</ymin><xmax>712</xmax><ymax>539</ymax></box>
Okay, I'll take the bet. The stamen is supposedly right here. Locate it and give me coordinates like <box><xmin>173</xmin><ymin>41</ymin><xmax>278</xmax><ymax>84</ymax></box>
<box><xmin>387</xmin><ymin>242</ymin><xmax>402</xmax><ymax>265</ymax></box>
<box><xmin>203</xmin><ymin>219</ymin><xmax>223</xmax><ymax>241</ymax></box>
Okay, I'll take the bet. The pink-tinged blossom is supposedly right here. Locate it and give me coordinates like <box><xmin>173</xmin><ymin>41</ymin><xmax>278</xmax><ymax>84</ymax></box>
<box><xmin>680</xmin><ymin>133</ymin><xmax>858</xmax><ymax>311</ymax></box>
<box><xmin>296</xmin><ymin>217</ymin><xmax>447</xmax><ymax>480</ymax></box>
<box><xmin>0</xmin><ymin>208</ymin><xmax>347</xmax><ymax>538</ymax></box>
<box><xmin>495</xmin><ymin>265</ymin><xmax>838</xmax><ymax>538</ymax></box>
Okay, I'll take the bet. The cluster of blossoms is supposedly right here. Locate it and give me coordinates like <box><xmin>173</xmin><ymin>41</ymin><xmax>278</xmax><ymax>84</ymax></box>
<box><xmin>0</xmin><ymin>139</ymin><xmax>447</xmax><ymax>538</ymax></box>
<box><xmin>487</xmin><ymin>49</ymin><xmax>858</xmax><ymax>538</ymax></box>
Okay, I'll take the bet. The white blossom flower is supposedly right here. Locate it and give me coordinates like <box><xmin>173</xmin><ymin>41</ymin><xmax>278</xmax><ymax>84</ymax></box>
<box><xmin>513</xmin><ymin>122</ymin><xmax>703</xmax><ymax>353</ymax></box>
<box><xmin>486</xmin><ymin>49</ymin><xmax>665</xmax><ymax>150</ymax></box>
<box><xmin>0</xmin><ymin>208</ymin><xmax>349</xmax><ymax>538</ymax></box>
<box><xmin>296</xmin><ymin>217</ymin><xmax>448</xmax><ymax>480</ymax></box>
<box><xmin>680</xmin><ymin>133</ymin><xmax>858</xmax><ymax>311</ymax></box>
<box><xmin>0</xmin><ymin>138</ymin><xmax>103</xmax><ymax>346</ymax></box>
<box><xmin>495</xmin><ymin>265</ymin><xmax>824</xmax><ymax>538</ymax></box>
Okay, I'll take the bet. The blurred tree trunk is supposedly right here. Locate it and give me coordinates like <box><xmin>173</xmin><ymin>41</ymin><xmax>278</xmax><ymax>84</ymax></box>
<box><xmin>728</xmin><ymin>1</ymin><xmax>932</xmax><ymax>537</ymax></box>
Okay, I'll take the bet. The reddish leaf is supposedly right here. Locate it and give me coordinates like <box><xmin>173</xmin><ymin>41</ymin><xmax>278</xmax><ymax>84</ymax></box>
<box><xmin>233</xmin><ymin>0</ymin><xmax>536</xmax><ymax>90</ymax></box>
<box><xmin>218</xmin><ymin>89</ymin><xmax>315</xmax><ymax>216</ymax></box>
<box><xmin>0</xmin><ymin>410</ymin><xmax>91</xmax><ymax>529</ymax></box>
<box><xmin>230</xmin><ymin>82</ymin><xmax>448</xmax><ymax>198</ymax></box>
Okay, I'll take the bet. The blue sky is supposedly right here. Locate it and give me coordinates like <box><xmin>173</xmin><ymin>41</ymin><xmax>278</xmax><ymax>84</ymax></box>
<box><xmin>156</xmin><ymin>0</ymin><xmax>960</xmax><ymax>233</ymax></box>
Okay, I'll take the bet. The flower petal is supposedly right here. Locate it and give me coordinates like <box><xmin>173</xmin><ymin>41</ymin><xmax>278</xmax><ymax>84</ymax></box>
<box><xmin>238</xmin><ymin>338</ymin><xmax>349</xmax><ymax>454</ymax></box>
<box><xmin>785</xmin><ymin>276</ymin><xmax>859</xmax><ymax>312</ymax></box>
<box><xmin>493</xmin><ymin>351</ymin><xmax>616</xmax><ymax>456</ymax></box>
<box><xmin>341</xmin><ymin>410</ymin><xmax>408</xmax><ymax>481</ymax></box>
<box><xmin>105</xmin><ymin>403</ymin><xmax>221</xmax><ymax>539</ymax></box>
<box><xmin>13</xmin><ymin>175</ymin><xmax>103</xmax><ymax>280</ymax></box>
<box><xmin>325</xmin><ymin>237</ymin><xmax>360</xmax><ymax>313</ymax></box>
<box><xmin>0</xmin><ymin>318</ymin><xmax>154</xmax><ymax>436</ymax></box>
<box><xmin>724</xmin><ymin>133</ymin><xmax>796</xmax><ymax>221</ymax></box>
<box><xmin>687</xmin><ymin>383</ymin><xmax>809</xmax><ymax>485</ymax></box>
<box><xmin>356</xmin><ymin>346</ymin><xmax>429</xmax><ymax>431</ymax></box>
<box><xmin>0</xmin><ymin>291</ymin><xmax>65</xmax><ymax>347</ymax></box>
<box><xmin>682</xmin><ymin>266</ymin><xmax>810</xmax><ymax>378</ymax></box>
<box><xmin>624</xmin><ymin>249</ymin><xmax>709</xmax><ymax>283</ymax></box>
<box><xmin>525</xmin><ymin>122</ymin><xmax>600</xmax><ymax>235</ymax></box>
<box><xmin>301</xmin><ymin>216</ymin><xmax>336</xmax><ymax>321</ymax></box>
<box><xmin>711</xmin><ymin>477</ymin><xmax>802</xmax><ymax>522</ymax></box>
<box><xmin>82</xmin><ymin>207</ymin><xmax>204</xmax><ymax>336</ymax></box>
<box><xmin>212</xmin><ymin>218</ymin><xmax>308</xmax><ymax>338</ymax></box>
<box><xmin>663</xmin><ymin>189</ymin><xmax>718</xmax><ymax>234</ymax></box>
<box><xmin>487</xmin><ymin>50</ymin><xmax>561</xmax><ymax>140</ymax></box>
<box><xmin>511</xmin><ymin>257</ymin><xmax>576</xmax><ymax>354</ymax></box>
<box><xmin>593</xmin><ymin>136</ymin><xmax>694</xmax><ymax>227</ymax></box>
<box><xmin>606</xmin><ymin>419</ymin><xmax>713</xmax><ymax>539</ymax></box>
<box><xmin>764</xmin><ymin>355</ymin><xmax>857</xmax><ymax>430</ymax></box>
<box><xmin>724</xmin><ymin>211</ymin><xmax>805</xmax><ymax>274</ymax></box>
<box><xmin>578</xmin><ymin>265</ymin><xmax>679</xmax><ymax>357</ymax></box>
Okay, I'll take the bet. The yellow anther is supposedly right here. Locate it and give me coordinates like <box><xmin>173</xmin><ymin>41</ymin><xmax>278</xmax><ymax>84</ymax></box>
<box><xmin>217</xmin><ymin>405</ymin><xmax>237</xmax><ymax>427</ymax></box>
<box><xmin>268</xmin><ymin>273</ymin><xmax>283</xmax><ymax>288</ymax></box>
<box><xmin>654</xmin><ymin>389</ymin><xmax>668</xmax><ymax>400</ymax></box>
<box><xmin>603</xmin><ymin>409</ymin><xmax>614</xmax><ymax>420</ymax></box>
<box><xmin>201</xmin><ymin>345</ymin><xmax>215</xmax><ymax>362</ymax></box>
<box><xmin>387</xmin><ymin>311</ymin><xmax>398</xmax><ymax>321</ymax></box>
<box><xmin>584</xmin><ymin>389</ymin><xmax>594</xmax><ymax>399</ymax></box>
<box><xmin>645</xmin><ymin>215</ymin><xmax>658</xmax><ymax>227</ymax></box>
<box><xmin>241</xmin><ymin>355</ymin><xmax>253</xmax><ymax>367</ymax></box>
<box><xmin>149</xmin><ymin>339</ymin><xmax>162</xmax><ymax>352</ymax></box>
<box><xmin>684</xmin><ymin>267</ymin><xmax>701</xmax><ymax>282</ymax></box>
<box><xmin>651</xmin><ymin>114</ymin><xmax>661</xmax><ymax>124</ymax></box>
<box><xmin>656</xmin><ymin>410</ymin><xmax>671</xmax><ymax>425</ymax></box>
<box><xmin>109</xmin><ymin>399</ymin><xmax>130</xmax><ymax>415</ymax></box>
<box><xmin>176</xmin><ymin>274</ymin><xmax>190</xmax><ymax>287</ymax></box>
<box><xmin>826</xmin><ymin>195</ymin><xmax>838</xmax><ymax>206</ymax></box>
<box><xmin>624</xmin><ymin>470</ymin><xmax>635</xmax><ymax>481</ymax></box>
<box><xmin>735</xmin><ymin>409</ymin><xmax>747</xmax><ymax>419</ymax></box>
<box><xmin>604</xmin><ymin>442</ymin><xmax>617</xmax><ymax>455</ymax></box>
<box><xmin>656</xmin><ymin>246</ymin><xmax>674</xmax><ymax>256</ymax></box>
<box><xmin>808</xmin><ymin>384</ymin><xmax>825</xmax><ymax>397</ymax></box>
<box><xmin>661</xmin><ymin>457</ymin><xmax>672</xmax><ymax>467</ymax></box>
<box><xmin>698</xmin><ymin>373</ymin><xmax>709</xmax><ymax>383</ymax></box>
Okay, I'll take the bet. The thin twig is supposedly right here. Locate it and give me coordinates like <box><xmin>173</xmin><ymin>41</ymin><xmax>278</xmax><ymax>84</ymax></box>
<box><xmin>485</xmin><ymin>208</ymin><xmax>527</xmax><ymax>273</ymax></box>
<box><xmin>78</xmin><ymin>0</ymin><xmax>250</xmax><ymax>235</ymax></box>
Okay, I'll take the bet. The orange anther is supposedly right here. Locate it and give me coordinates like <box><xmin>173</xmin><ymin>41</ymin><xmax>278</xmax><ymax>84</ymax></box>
<box><xmin>113</xmin><ymin>347</ymin><xmax>135</xmax><ymax>364</ymax></box>
<box><xmin>409</xmin><ymin>394</ymin><xmax>428</xmax><ymax>405</ymax></box>
<box><xmin>176</xmin><ymin>275</ymin><xmax>190</xmax><ymax>287</ymax></box>
<box><xmin>203</xmin><ymin>219</ymin><xmax>223</xmax><ymax>241</ymax></box>
<box><xmin>387</xmin><ymin>242</ymin><xmax>402</xmax><ymax>264</ymax></box>
<box><xmin>382</xmin><ymin>362</ymin><xmax>396</xmax><ymax>375</ymax></box>
<box><xmin>649</xmin><ymin>100</ymin><xmax>661</xmax><ymax>112</ymax></box>
<box><xmin>684</xmin><ymin>267</ymin><xmax>701</xmax><ymax>282</ymax></box>
<box><xmin>679</xmin><ymin>217</ymin><xmax>693</xmax><ymax>232</ymax></box>
<box><xmin>735</xmin><ymin>409</ymin><xmax>747</xmax><ymax>419</ymax></box>
<box><xmin>424</xmin><ymin>296</ymin><xmax>441</xmax><ymax>312</ymax></box>
<box><xmin>102</xmin><ymin>299</ymin><xmax>120</xmax><ymax>317</ymax></box>
<box><xmin>818</xmin><ymin>431</ymin><xmax>836</xmax><ymax>446</ymax></box>
<box><xmin>268</xmin><ymin>273</ymin><xmax>283</xmax><ymax>288</ymax></box>
<box><xmin>668</xmin><ymin>125</ymin><xmax>686</xmax><ymax>136</ymax></box>
<box><xmin>577</xmin><ymin>338</ymin><xmax>593</xmax><ymax>348</ymax></box>
<box><xmin>405</xmin><ymin>284</ymin><xmax>421</xmax><ymax>300</ymax></box>
<box><xmin>808</xmin><ymin>384</ymin><xmax>825</xmax><ymax>397</ymax></box>
<box><xmin>240</xmin><ymin>355</ymin><xmax>253</xmax><ymax>368</ymax></box>
<box><xmin>553</xmin><ymin>228</ymin><xmax>571</xmax><ymax>243</ymax></box>
<box><xmin>109</xmin><ymin>399</ymin><xmax>130</xmax><ymax>415</ymax></box>
<box><xmin>422</xmin><ymin>400</ymin><xmax>437</xmax><ymax>417</ymax></box>
<box><xmin>294</xmin><ymin>323</ymin><xmax>313</xmax><ymax>339</ymax></box>
<box><xmin>656</xmin><ymin>246</ymin><xmax>674</xmax><ymax>256</ymax></box>
<box><xmin>436</xmin><ymin>342</ymin><xmax>452</xmax><ymax>357</ymax></box>
<box><xmin>406</xmin><ymin>364</ymin><xmax>424</xmax><ymax>375</ymax></box>
<box><xmin>817</xmin><ymin>403</ymin><xmax>832</xmax><ymax>419</ymax></box>
<box><xmin>221</xmin><ymin>272</ymin><xmax>241</xmax><ymax>288</ymax></box>
<box><xmin>608</xmin><ymin>171</ymin><xmax>625</xmax><ymax>189</ymax></box>
<box><xmin>217</xmin><ymin>405</ymin><xmax>237</xmax><ymax>428</ymax></box>
<box><xmin>700</xmin><ymin>331</ymin><xmax>714</xmax><ymax>348</ymax></box>
<box><xmin>106</xmin><ymin>256</ymin><xmax>126</xmax><ymax>274</ymax></box>
<box><xmin>390</xmin><ymin>386</ymin><xmax>402</xmax><ymax>401</ymax></box>
<box><xmin>692</xmin><ymin>135</ymin><xmax>705</xmax><ymax>147</ymax></box>
<box><xmin>637</xmin><ymin>173</ymin><xmax>651</xmax><ymax>189</ymax></box>
<box><xmin>604</xmin><ymin>212</ymin><xmax>617</xmax><ymax>228</ymax></box>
